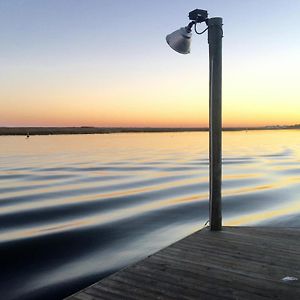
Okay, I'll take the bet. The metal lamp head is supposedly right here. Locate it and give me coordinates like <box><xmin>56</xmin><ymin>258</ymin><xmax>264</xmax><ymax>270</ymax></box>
<box><xmin>166</xmin><ymin>27</ymin><xmax>192</xmax><ymax>54</ymax></box>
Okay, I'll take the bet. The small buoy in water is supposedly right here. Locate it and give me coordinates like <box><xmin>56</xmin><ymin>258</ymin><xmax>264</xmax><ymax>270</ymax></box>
<box><xmin>281</xmin><ymin>276</ymin><xmax>298</xmax><ymax>282</ymax></box>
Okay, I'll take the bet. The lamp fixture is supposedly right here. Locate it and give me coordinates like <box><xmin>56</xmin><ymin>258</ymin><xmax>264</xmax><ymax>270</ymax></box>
<box><xmin>166</xmin><ymin>9</ymin><xmax>223</xmax><ymax>231</ymax></box>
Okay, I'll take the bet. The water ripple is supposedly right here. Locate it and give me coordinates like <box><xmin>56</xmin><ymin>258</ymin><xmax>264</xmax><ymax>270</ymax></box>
<box><xmin>1</xmin><ymin>131</ymin><xmax>300</xmax><ymax>300</ymax></box>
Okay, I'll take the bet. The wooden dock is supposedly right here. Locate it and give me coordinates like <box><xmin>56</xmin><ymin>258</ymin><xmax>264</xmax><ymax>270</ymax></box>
<box><xmin>66</xmin><ymin>227</ymin><xmax>300</xmax><ymax>299</ymax></box>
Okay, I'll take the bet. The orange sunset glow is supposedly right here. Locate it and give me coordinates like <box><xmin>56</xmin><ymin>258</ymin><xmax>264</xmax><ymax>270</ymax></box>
<box><xmin>0</xmin><ymin>1</ymin><xmax>299</xmax><ymax>128</ymax></box>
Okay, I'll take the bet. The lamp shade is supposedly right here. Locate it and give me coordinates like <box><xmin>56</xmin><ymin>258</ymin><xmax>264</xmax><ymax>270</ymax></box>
<box><xmin>166</xmin><ymin>27</ymin><xmax>192</xmax><ymax>54</ymax></box>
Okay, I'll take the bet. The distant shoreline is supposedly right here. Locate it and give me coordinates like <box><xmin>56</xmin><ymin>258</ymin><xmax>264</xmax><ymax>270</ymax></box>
<box><xmin>1</xmin><ymin>126</ymin><xmax>300</xmax><ymax>136</ymax></box>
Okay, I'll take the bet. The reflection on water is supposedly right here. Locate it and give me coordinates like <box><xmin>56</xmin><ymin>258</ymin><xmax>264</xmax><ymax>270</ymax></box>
<box><xmin>1</xmin><ymin>130</ymin><xmax>300</xmax><ymax>299</ymax></box>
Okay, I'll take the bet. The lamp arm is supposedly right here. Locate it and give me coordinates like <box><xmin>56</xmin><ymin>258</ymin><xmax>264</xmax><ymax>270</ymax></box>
<box><xmin>185</xmin><ymin>20</ymin><xmax>209</xmax><ymax>35</ymax></box>
<box><xmin>185</xmin><ymin>21</ymin><xmax>196</xmax><ymax>32</ymax></box>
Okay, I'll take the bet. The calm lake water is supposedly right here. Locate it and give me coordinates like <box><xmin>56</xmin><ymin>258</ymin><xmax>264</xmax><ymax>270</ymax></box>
<box><xmin>1</xmin><ymin>130</ymin><xmax>300</xmax><ymax>300</ymax></box>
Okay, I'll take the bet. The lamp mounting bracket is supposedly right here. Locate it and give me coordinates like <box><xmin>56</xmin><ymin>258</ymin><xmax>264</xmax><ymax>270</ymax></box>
<box><xmin>188</xmin><ymin>9</ymin><xmax>208</xmax><ymax>23</ymax></box>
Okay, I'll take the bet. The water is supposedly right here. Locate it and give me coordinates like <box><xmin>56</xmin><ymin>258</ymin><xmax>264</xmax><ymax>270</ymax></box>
<box><xmin>1</xmin><ymin>130</ymin><xmax>300</xmax><ymax>300</ymax></box>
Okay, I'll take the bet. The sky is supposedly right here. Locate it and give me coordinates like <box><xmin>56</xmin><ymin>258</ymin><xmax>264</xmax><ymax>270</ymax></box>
<box><xmin>0</xmin><ymin>0</ymin><xmax>299</xmax><ymax>127</ymax></box>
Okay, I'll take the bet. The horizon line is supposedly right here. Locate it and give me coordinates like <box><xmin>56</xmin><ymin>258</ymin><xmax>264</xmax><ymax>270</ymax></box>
<box><xmin>1</xmin><ymin>124</ymin><xmax>300</xmax><ymax>129</ymax></box>
<box><xmin>1</xmin><ymin>124</ymin><xmax>300</xmax><ymax>136</ymax></box>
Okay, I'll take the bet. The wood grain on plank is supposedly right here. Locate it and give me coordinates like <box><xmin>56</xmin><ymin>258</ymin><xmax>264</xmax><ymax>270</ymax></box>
<box><xmin>66</xmin><ymin>227</ymin><xmax>300</xmax><ymax>300</ymax></box>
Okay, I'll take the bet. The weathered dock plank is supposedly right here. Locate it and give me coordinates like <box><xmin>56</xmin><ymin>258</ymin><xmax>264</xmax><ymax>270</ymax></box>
<box><xmin>66</xmin><ymin>227</ymin><xmax>300</xmax><ymax>299</ymax></box>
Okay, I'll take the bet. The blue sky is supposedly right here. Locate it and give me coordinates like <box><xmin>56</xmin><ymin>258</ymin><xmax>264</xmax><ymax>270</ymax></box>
<box><xmin>0</xmin><ymin>1</ymin><xmax>299</xmax><ymax>126</ymax></box>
